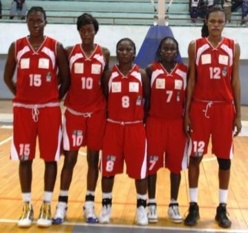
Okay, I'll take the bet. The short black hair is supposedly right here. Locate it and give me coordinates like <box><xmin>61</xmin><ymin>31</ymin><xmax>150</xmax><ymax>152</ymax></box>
<box><xmin>77</xmin><ymin>13</ymin><xmax>99</xmax><ymax>33</ymax></box>
<box><xmin>116</xmin><ymin>38</ymin><xmax>136</xmax><ymax>55</ymax></box>
<box><xmin>27</xmin><ymin>6</ymin><xmax>46</xmax><ymax>20</ymax></box>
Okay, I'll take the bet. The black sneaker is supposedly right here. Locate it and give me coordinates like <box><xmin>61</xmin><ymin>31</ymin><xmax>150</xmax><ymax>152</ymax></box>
<box><xmin>184</xmin><ymin>202</ymin><xmax>200</xmax><ymax>226</ymax></box>
<box><xmin>215</xmin><ymin>203</ymin><xmax>231</xmax><ymax>228</ymax></box>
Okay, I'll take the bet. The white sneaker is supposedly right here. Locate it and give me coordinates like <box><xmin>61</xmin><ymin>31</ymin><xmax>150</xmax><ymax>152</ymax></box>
<box><xmin>37</xmin><ymin>202</ymin><xmax>52</xmax><ymax>227</ymax></box>
<box><xmin>147</xmin><ymin>204</ymin><xmax>158</xmax><ymax>223</ymax></box>
<box><xmin>168</xmin><ymin>203</ymin><xmax>183</xmax><ymax>223</ymax></box>
<box><xmin>99</xmin><ymin>205</ymin><xmax>112</xmax><ymax>224</ymax></box>
<box><xmin>52</xmin><ymin>202</ymin><xmax>67</xmax><ymax>224</ymax></box>
<box><xmin>136</xmin><ymin>206</ymin><xmax>148</xmax><ymax>226</ymax></box>
<box><xmin>83</xmin><ymin>201</ymin><xmax>98</xmax><ymax>223</ymax></box>
<box><xmin>18</xmin><ymin>202</ymin><xmax>34</xmax><ymax>228</ymax></box>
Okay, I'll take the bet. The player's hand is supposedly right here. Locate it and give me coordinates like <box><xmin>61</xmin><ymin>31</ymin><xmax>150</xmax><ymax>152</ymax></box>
<box><xmin>184</xmin><ymin>114</ymin><xmax>192</xmax><ymax>139</ymax></box>
<box><xmin>233</xmin><ymin>116</ymin><xmax>242</xmax><ymax>137</ymax></box>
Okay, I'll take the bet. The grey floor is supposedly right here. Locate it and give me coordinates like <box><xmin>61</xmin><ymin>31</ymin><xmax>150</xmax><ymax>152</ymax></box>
<box><xmin>68</xmin><ymin>223</ymin><xmax>248</xmax><ymax>233</ymax></box>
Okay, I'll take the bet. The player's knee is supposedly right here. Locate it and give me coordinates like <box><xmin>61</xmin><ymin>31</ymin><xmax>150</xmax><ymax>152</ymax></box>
<box><xmin>217</xmin><ymin>158</ymin><xmax>231</xmax><ymax>170</ymax></box>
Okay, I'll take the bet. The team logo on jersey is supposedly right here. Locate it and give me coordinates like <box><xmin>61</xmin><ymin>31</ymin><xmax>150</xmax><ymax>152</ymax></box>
<box><xmin>20</xmin><ymin>58</ymin><xmax>30</xmax><ymax>69</ymax></box>
<box><xmin>91</xmin><ymin>64</ymin><xmax>101</xmax><ymax>74</ymax></box>
<box><xmin>107</xmin><ymin>155</ymin><xmax>116</xmax><ymax>161</ymax></box>
<box><xmin>222</xmin><ymin>67</ymin><xmax>228</xmax><ymax>77</ymax></box>
<box><xmin>38</xmin><ymin>58</ymin><xmax>49</xmax><ymax>69</ymax></box>
<box><xmin>219</xmin><ymin>55</ymin><xmax>228</xmax><ymax>65</ymax></box>
<box><xmin>174</xmin><ymin>80</ymin><xmax>183</xmax><ymax>90</ymax></box>
<box><xmin>136</xmin><ymin>96</ymin><xmax>142</xmax><ymax>105</ymax></box>
<box><xmin>74</xmin><ymin>63</ymin><xmax>84</xmax><ymax>74</ymax></box>
<box><xmin>111</xmin><ymin>82</ymin><xmax>121</xmax><ymax>93</ymax></box>
<box><xmin>155</xmin><ymin>78</ymin><xmax>165</xmax><ymax>89</ymax></box>
<box><xmin>176</xmin><ymin>92</ymin><xmax>180</xmax><ymax>102</ymax></box>
<box><xmin>46</xmin><ymin>72</ymin><xmax>51</xmax><ymax>82</ymax></box>
<box><xmin>129</xmin><ymin>82</ymin><xmax>139</xmax><ymax>92</ymax></box>
<box><xmin>201</xmin><ymin>54</ymin><xmax>211</xmax><ymax>64</ymax></box>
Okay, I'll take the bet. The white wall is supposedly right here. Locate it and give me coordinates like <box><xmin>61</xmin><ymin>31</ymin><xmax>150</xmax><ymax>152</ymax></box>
<box><xmin>1</xmin><ymin>23</ymin><xmax>248</xmax><ymax>59</ymax></box>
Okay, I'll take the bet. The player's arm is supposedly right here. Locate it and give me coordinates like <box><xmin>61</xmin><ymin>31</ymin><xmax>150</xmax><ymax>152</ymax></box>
<box><xmin>140</xmin><ymin>68</ymin><xmax>150</xmax><ymax>124</ymax></box>
<box><xmin>65</xmin><ymin>46</ymin><xmax>73</xmax><ymax>58</ymax></box>
<box><xmin>102</xmin><ymin>47</ymin><xmax>110</xmax><ymax>71</ymax></box>
<box><xmin>184</xmin><ymin>40</ymin><xmax>196</xmax><ymax>137</ymax></box>
<box><xmin>100</xmin><ymin>47</ymin><xmax>110</xmax><ymax>94</ymax></box>
<box><xmin>145</xmin><ymin>63</ymin><xmax>153</xmax><ymax>80</ymax></box>
<box><xmin>231</xmin><ymin>41</ymin><xmax>241</xmax><ymax>136</ymax></box>
<box><xmin>4</xmin><ymin>42</ymin><xmax>17</xmax><ymax>96</ymax></box>
<box><xmin>56</xmin><ymin>42</ymin><xmax>70</xmax><ymax>100</ymax></box>
<box><xmin>102</xmin><ymin>69</ymin><xmax>111</xmax><ymax>101</ymax></box>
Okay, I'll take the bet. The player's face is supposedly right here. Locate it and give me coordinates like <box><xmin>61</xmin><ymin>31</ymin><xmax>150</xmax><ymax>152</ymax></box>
<box><xmin>206</xmin><ymin>11</ymin><xmax>226</xmax><ymax>36</ymax></box>
<box><xmin>116</xmin><ymin>40</ymin><xmax>135</xmax><ymax>64</ymax></box>
<box><xmin>27</xmin><ymin>11</ymin><xmax>46</xmax><ymax>37</ymax></box>
<box><xmin>160</xmin><ymin>39</ymin><xmax>177</xmax><ymax>62</ymax></box>
<box><xmin>79</xmin><ymin>24</ymin><xmax>96</xmax><ymax>45</ymax></box>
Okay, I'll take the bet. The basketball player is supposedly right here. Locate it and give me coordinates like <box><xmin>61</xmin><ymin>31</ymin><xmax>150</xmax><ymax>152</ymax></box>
<box><xmin>98</xmin><ymin>38</ymin><xmax>150</xmax><ymax>225</ymax></box>
<box><xmin>184</xmin><ymin>7</ymin><xmax>241</xmax><ymax>228</ymax></box>
<box><xmin>146</xmin><ymin>37</ymin><xmax>188</xmax><ymax>224</ymax></box>
<box><xmin>52</xmin><ymin>13</ymin><xmax>110</xmax><ymax>224</ymax></box>
<box><xmin>3</xmin><ymin>6</ymin><xmax>70</xmax><ymax>228</ymax></box>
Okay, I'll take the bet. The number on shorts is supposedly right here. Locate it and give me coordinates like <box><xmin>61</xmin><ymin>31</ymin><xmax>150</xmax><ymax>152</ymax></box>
<box><xmin>149</xmin><ymin>160</ymin><xmax>157</xmax><ymax>171</ymax></box>
<box><xmin>193</xmin><ymin>141</ymin><xmax>205</xmax><ymax>153</ymax></box>
<box><xmin>19</xmin><ymin>144</ymin><xmax>30</xmax><ymax>155</ymax></box>
<box><xmin>106</xmin><ymin>160</ymin><xmax>114</xmax><ymax>172</ymax></box>
<box><xmin>72</xmin><ymin>134</ymin><xmax>83</xmax><ymax>147</ymax></box>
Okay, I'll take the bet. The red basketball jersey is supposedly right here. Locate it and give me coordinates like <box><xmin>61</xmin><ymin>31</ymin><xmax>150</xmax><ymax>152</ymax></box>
<box><xmin>14</xmin><ymin>36</ymin><xmax>59</xmax><ymax>104</ymax></box>
<box><xmin>149</xmin><ymin>62</ymin><xmax>187</xmax><ymax>119</ymax></box>
<box><xmin>107</xmin><ymin>64</ymin><xmax>144</xmax><ymax>121</ymax></box>
<box><xmin>64</xmin><ymin>44</ymin><xmax>106</xmax><ymax>112</ymax></box>
<box><xmin>193</xmin><ymin>37</ymin><xmax>235</xmax><ymax>101</ymax></box>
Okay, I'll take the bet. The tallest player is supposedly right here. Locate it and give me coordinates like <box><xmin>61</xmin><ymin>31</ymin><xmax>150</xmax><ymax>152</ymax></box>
<box><xmin>52</xmin><ymin>13</ymin><xmax>110</xmax><ymax>224</ymax></box>
<box><xmin>184</xmin><ymin>7</ymin><xmax>241</xmax><ymax>228</ymax></box>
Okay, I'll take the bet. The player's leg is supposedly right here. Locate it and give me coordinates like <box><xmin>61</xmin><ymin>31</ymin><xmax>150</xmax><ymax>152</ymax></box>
<box><xmin>212</xmin><ymin>103</ymin><xmax>234</xmax><ymax>228</ymax></box>
<box><xmin>125</xmin><ymin>123</ymin><xmax>148</xmax><ymax>226</ymax></box>
<box><xmin>99</xmin><ymin>122</ymin><xmax>122</xmax><ymax>224</ymax></box>
<box><xmin>83</xmin><ymin>110</ymin><xmax>106</xmax><ymax>223</ymax></box>
<box><xmin>146</xmin><ymin>117</ymin><xmax>164</xmax><ymax>223</ymax></box>
<box><xmin>12</xmin><ymin>107</ymin><xmax>36</xmax><ymax>228</ymax></box>
<box><xmin>37</xmin><ymin>106</ymin><xmax>62</xmax><ymax>227</ymax></box>
<box><xmin>53</xmin><ymin>110</ymin><xmax>84</xmax><ymax>224</ymax></box>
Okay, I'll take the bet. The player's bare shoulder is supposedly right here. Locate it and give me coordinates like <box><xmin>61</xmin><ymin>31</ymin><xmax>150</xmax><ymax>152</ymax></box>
<box><xmin>65</xmin><ymin>46</ymin><xmax>74</xmax><ymax>57</ymax></box>
<box><xmin>102</xmin><ymin>46</ymin><xmax>110</xmax><ymax>60</ymax></box>
<box><xmin>138</xmin><ymin>67</ymin><xmax>148</xmax><ymax>77</ymax></box>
